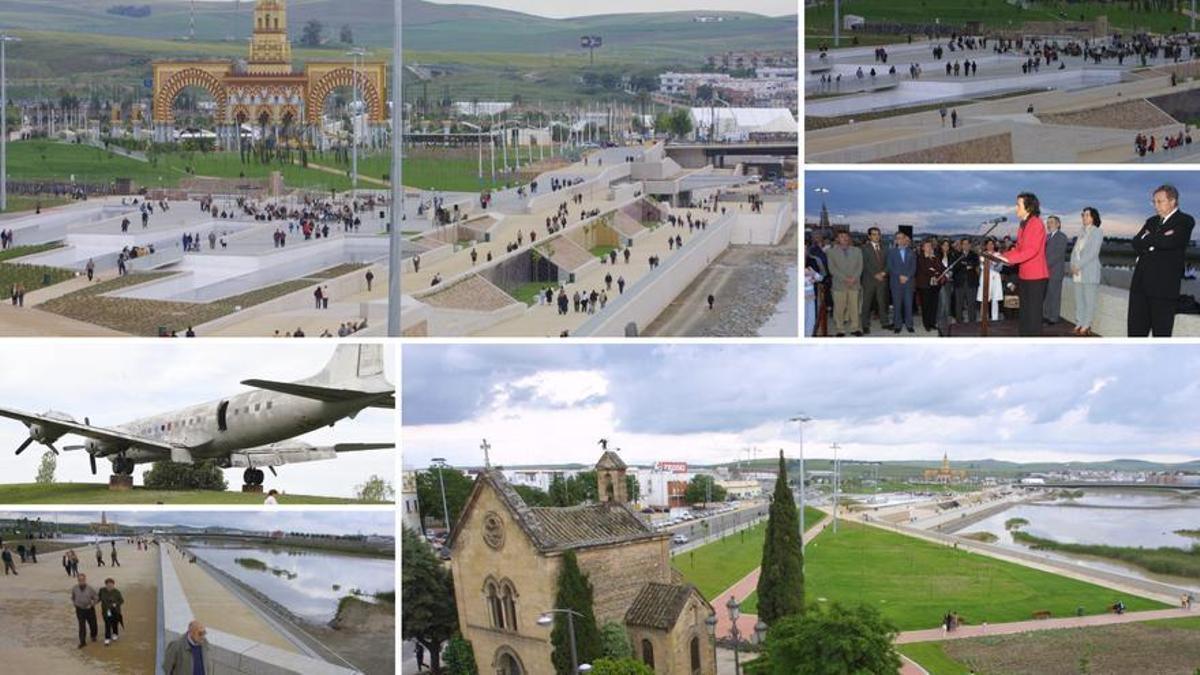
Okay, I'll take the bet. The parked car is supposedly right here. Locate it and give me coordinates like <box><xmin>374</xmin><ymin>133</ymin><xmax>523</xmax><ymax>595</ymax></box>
<box><xmin>672</xmin><ymin>534</ymin><xmax>689</xmax><ymax>545</ymax></box>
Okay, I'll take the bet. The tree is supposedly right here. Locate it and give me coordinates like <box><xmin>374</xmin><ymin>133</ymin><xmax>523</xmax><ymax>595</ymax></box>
<box><xmin>402</xmin><ymin>527</ymin><xmax>459</xmax><ymax>674</ymax></box>
<box><xmin>35</xmin><ymin>451</ymin><xmax>56</xmax><ymax>485</ymax></box>
<box><xmin>599</xmin><ymin>620</ymin><xmax>632</xmax><ymax>659</ymax></box>
<box><xmin>416</xmin><ymin>467</ymin><xmax>475</xmax><ymax>529</ymax></box>
<box><xmin>670</xmin><ymin>108</ymin><xmax>694</xmax><ymax>139</ymax></box>
<box><xmin>143</xmin><ymin>460</ymin><xmax>228</xmax><ymax>491</ymax></box>
<box><xmin>550</xmin><ymin>551</ymin><xmax>603</xmax><ymax>674</ymax></box>
<box><xmin>339</xmin><ymin>24</ymin><xmax>354</xmax><ymax>45</ymax></box>
<box><xmin>589</xmin><ymin>659</ymin><xmax>655</xmax><ymax>675</ymax></box>
<box><xmin>514</xmin><ymin>484</ymin><xmax>552</xmax><ymax>506</ymax></box>
<box><xmin>443</xmin><ymin>635</ymin><xmax>478</xmax><ymax>675</ymax></box>
<box><xmin>684</xmin><ymin>475</ymin><xmax>726</xmax><ymax>507</ymax></box>
<box><xmin>755</xmin><ymin>450</ymin><xmax>805</xmax><ymax>624</ymax></box>
<box><xmin>300</xmin><ymin>19</ymin><xmax>325</xmax><ymax>47</ymax></box>
<box><xmin>354</xmin><ymin>475</ymin><xmax>395</xmax><ymax>502</ymax></box>
<box><xmin>625</xmin><ymin>475</ymin><xmax>640</xmax><ymax>503</ymax></box>
<box><xmin>746</xmin><ymin>604</ymin><xmax>900</xmax><ymax>675</ymax></box>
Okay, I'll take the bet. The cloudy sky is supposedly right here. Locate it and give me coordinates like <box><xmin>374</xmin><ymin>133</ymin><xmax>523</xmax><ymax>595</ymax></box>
<box><xmin>807</xmin><ymin>171</ymin><xmax>1200</xmax><ymax>238</ymax></box>
<box><xmin>0</xmin><ymin>510</ymin><xmax>393</xmax><ymax>536</ymax></box>
<box><xmin>425</xmin><ymin>0</ymin><xmax>796</xmax><ymax>18</ymax></box>
<box><xmin>402</xmin><ymin>343</ymin><xmax>1200</xmax><ymax>468</ymax></box>
<box><xmin>0</xmin><ymin>343</ymin><xmax>395</xmax><ymax>498</ymax></box>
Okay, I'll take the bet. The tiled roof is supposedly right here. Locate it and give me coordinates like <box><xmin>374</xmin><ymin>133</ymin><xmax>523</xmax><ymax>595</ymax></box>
<box><xmin>596</xmin><ymin>450</ymin><xmax>627</xmax><ymax>470</ymax></box>
<box><xmin>624</xmin><ymin>582</ymin><xmax>695</xmax><ymax>630</ymax></box>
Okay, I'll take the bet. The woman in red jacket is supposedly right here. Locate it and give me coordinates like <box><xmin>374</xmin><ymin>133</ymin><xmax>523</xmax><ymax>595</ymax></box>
<box><xmin>998</xmin><ymin>191</ymin><xmax>1050</xmax><ymax>336</ymax></box>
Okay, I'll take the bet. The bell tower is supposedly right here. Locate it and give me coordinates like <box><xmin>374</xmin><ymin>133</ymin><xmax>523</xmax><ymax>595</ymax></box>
<box><xmin>596</xmin><ymin>448</ymin><xmax>628</xmax><ymax>505</ymax></box>
<box><xmin>248</xmin><ymin>0</ymin><xmax>293</xmax><ymax>75</ymax></box>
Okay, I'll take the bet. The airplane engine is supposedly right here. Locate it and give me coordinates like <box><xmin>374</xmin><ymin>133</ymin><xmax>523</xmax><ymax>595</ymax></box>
<box><xmin>15</xmin><ymin>410</ymin><xmax>76</xmax><ymax>456</ymax></box>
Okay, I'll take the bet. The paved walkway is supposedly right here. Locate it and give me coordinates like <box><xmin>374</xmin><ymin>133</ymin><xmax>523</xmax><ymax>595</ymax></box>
<box><xmin>0</xmin><ymin>541</ymin><xmax>158</xmax><ymax>673</ymax></box>
<box><xmin>896</xmin><ymin>606</ymin><xmax>1194</xmax><ymax>644</ymax></box>
<box><xmin>167</xmin><ymin>544</ymin><xmax>298</xmax><ymax>653</ymax></box>
<box><xmin>712</xmin><ymin>514</ymin><xmax>833</xmax><ymax>640</ymax></box>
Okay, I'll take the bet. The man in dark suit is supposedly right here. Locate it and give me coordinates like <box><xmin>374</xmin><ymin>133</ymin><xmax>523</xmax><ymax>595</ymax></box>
<box><xmin>1043</xmin><ymin>216</ymin><xmax>1068</xmax><ymax>324</ymax></box>
<box><xmin>953</xmin><ymin>238</ymin><xmax>980</xmax><ymax>323</ymax></box>
<box><xmin>860</xmin><ymin>227</ymin><xmax>890</xmax><ymax>333</ymax></box>
<box><xmin>887</xmin><ymin>231</ymin><xmax>917</xmax><ymax>333</ymax></box>
<box><xmin>1129</xmin><ymin>184</ymin><xmax>1195</xmax><ymax>337</ymax></box>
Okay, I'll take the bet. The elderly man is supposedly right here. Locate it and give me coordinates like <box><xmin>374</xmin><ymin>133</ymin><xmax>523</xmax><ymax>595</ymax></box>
<box><xmin>827</xmin><ymin>231</ymin><xmax>864</xmax><ymax>336</ymax></box>
<box><xmin>163</xmin><ymin>620</ymin><xmax>213</xmax><ymax>674</ymax></box>
<box><xmin>1129</xmin><ymin>184</ymin><xmax>1195</xmax><ymax>336</ymax></box>
<box><xmin>71</xmin><ymin>573</ymin><xmax>99</xmax><ymax>649</ymax></box>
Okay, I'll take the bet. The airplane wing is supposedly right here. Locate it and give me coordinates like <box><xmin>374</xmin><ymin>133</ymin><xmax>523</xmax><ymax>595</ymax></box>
<box><xmin>239</xmin><ymin>380</ymin><xmax>395</xmax><ymax>409</ymax></box>
<box><xmin>0</xmin><ymin>405</ymin><xmax>178</xmax><ymax>455</ymax></box>
<box><xmin>228</xmin><ymin>442</ymin><xmax>393</xmax><ymax>468</ymax></box>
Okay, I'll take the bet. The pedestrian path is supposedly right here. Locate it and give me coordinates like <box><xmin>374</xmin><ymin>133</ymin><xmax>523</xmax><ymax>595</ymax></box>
<box><xmin>896</xmin><ymin>606</ymin><xmax>1194</xmax><ymax>644</ymax></box>
<box><xmin>0</xmin><ymin>541</ymin><xmax>157</xmax><ymax>674</ymax></box>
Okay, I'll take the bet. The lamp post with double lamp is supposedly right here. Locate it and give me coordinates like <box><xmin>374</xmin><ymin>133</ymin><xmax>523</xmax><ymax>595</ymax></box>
<box><xmin>430</xmin><ymin>458</ymin><xmax>452</xmax><ymax>535</ymax></box>
<box><xmin>789</xmin><ymin>414</ymin><xmax>812</xmax><ymax>554</ymax></box>
<box><xmin>830</xmin><ymin>442</ymin><xmax>841</xmax><ymax>533</ymax></box>
<box><xmin>537</xmin><ymin>609</ymin><xmax>593</xmax><ymax>674</ymax></box>
<box><xmin>709</xmin><ymin>596</ymin><xmax>766</xmax><ymax>675</ymax></box>
<box><xmin>1</xmin><ymin>34</ymin><xmax>21</xmax><ymax>213</ymax></box>
<box><xmin>345</xmin><ymin>47</ymin><xmax>369</xmax><ymax>199</ymax></box>
<box><xmin>387</xmin><ymin>0</ymin><xmax>403</xmax><ymax>336</ymax></box>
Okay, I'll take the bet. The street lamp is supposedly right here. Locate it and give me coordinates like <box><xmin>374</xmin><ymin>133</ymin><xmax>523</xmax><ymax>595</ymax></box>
<box><xmin>460</xmin><ymin>121</ymin><xmax>484</xmax><ymax>188</ymax></box>
<box><xmin>0</xmin><ymin>34</ymin><xmax>22</xmax><ymax>214</ymax></box>
<box><xmin>789</xmin><ymin>414</ymin><xmax>812</xmax><ymax>553</ymax></box>
<box><xmin>725</xmin><ymin>595</ymin><xmax>745</xmax><ymax>674</ymax></box>
<box><xmin>388</xmin><ymin>0</ymin><xmax>403</xmax><ymax>336</ymax></box>
<box><xmin>537</xmin><ymin>609</ymin><xmax>592</xmax><ymax>673</ymax></box>
<box><xmin>830</xmin><ymin>442</ymin><xmax>841</xmax><ymax>534</ymax></box>
<box><xmin>346</xmin><ymin>47</ymin><xmax>369</xmax><ymax>199</ymax></box>
<box><xmin>430</xmin><ymin>458</ymin><xmax>452</xmax><ymax>535</ymax></box>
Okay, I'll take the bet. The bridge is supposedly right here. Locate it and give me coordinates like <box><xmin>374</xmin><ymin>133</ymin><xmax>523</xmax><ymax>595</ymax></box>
<box><xmin>1018</xmin><ymin>482</ymin><xmax>1200</xmax><ymax>493</ymax></box>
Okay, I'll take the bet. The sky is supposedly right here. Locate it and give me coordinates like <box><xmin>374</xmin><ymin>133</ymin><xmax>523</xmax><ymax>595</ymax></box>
<box><xmin>402</xmin><ymin>343</ymin><xmax>1200</xmax><ymax>468</ymax></box>
<box><xmin>0</xmin><ymin>510</ymin><xmax>394</xmax><ymax>536</ymax></box>
<box><xmin>424</xmin><ymin>0</ymin><xmax>796</xmax><ymax>18</ymax></box>
<box><xmin>0</xmin><ymin>343</ymin><xmax>395</xmax><ymax>498</ymax></box>
<box><xmin>806</xmin><ymin>171</ymin><xmax>1200</xmax><ymax>239</ymax></box>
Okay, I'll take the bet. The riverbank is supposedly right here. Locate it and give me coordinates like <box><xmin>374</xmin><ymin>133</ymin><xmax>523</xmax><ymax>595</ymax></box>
<box><xmin>1011</xmin><ymin>531</ymin><xmax>1200</xmax><ymax>581</ymax></box>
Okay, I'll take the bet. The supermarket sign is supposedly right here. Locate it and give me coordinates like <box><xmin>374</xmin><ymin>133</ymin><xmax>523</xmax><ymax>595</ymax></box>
<box><xmin>655</xmin><ymin>461</ymin><xmax>688</xmax><ymax>473</ymax></box>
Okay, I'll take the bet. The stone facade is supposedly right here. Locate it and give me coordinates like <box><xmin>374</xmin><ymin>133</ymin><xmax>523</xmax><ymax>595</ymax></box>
<box><xmin>450</xmin><ymin>452</ymin><xmax>716</xmax><ymax>675</ymax></box>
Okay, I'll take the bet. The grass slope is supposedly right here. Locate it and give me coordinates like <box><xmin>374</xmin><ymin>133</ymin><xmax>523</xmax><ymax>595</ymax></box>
<box><xmin>740</xmin><ymin>522</ymin><xmax>1166</xmax><ymax>629</ymax></box>
<box><xmin>672</xmin><ymin>506</ymin><xmax>825</xmax><ymax>600</ymax></box>
<box><xmin>0</xmin><ymin>482</ymin><xmax>366</xmax><ymax>504</ymax></box>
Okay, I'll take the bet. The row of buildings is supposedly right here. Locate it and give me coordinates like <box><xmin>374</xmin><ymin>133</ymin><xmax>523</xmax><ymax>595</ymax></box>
<box><xmin>658</xmin><ymin>68</ymin><xmax>799</xmax><ymax>108</ymax></box>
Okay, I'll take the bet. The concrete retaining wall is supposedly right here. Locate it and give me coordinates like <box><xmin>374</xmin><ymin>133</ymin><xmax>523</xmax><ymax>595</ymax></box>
<box><xmin>427</xmin><ymin>301</ymin><xmax>526</xmax><ymax>337</ymax></box>
<box><xmin>157</xmin><ymin>546</ymin><xmax>358</xmax><ymax>674</ymax></box>
<box><xmin>574</xmin><ymin>212</ymin><xmax>734</xmax><ymax>336</ymax></box>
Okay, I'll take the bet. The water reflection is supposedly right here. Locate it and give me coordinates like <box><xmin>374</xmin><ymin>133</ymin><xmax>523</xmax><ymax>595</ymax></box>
<box><xmin>188</xmin><ymin>539</ymin><xmax>394</xmax><ymax>622</ymax></box>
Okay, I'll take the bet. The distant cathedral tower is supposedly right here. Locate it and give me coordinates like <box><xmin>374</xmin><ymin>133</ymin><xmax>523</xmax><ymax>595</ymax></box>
<box><xmin>248</xmin><ymin>0</ymin><xmax>293</xmax><ymax>75</ymax></box>
<box><xmin>596</xmin><ymin>450</ymin><xmax>628</xmax><ymax>504</ymax></box>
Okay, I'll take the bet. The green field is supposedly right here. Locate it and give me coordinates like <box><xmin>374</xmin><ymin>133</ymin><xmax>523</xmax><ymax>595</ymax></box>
<box><xmin>0</xmin><ymin>483</ymin><xmax>368</xmax><ymax>505</ymax></box>
<box><xmin>0</xmin><ymin>244</ymin><xmax>75</xmax><ymax>294</ymax></box>
<box><xmin>0</xmin><ymin>195</ymin><xmax>73</xmax><ymax>214</ymax></box>
<box><xmin>805</xmin><ymin>0</ymin><xmax>1194</xmax><ymax>44</ymax></box>
<box><xmin>899</xmin><ymin>616</ymin><xmax>1200</xmax><ymax>675</ymax></box>
<box><xmin>738</xmin><ymin>522</ymin><xmax>1166</xmax><ymax>629</ymax></box>
<box><xmin>672</xmin><ymin>506</ymin><xmax>826</xmax><ymax>600</ymax></box>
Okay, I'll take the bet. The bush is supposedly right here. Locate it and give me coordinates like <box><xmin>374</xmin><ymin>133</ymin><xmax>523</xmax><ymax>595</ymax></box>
<box><xmin>142</xmin><ymin>460</ymin><xmax>228</xmax><ymax>491</ymax></box>
<box><xmin>589</xmin><ymin>658</ymin><xmax>654</xmax><ymax>675</ymax></box>
<box><xmin>443</xmin><ymin>635</ymin><xmax>478</xmax><ymax>675</ymax></box>
<box><xmin>600</xmin><ymin>621</ymin><xmax>632</xmax><ymax>659</ymax></box>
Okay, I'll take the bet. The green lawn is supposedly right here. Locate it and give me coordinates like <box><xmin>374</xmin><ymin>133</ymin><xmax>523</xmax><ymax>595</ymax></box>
<box><xmin>739</xmin><ymin>522</ymin><xmax>1167</xmax><ymax>629</ymax></box>
<box><xmin>0</xmin><ymin>244</ymin><xmax>74</xmax><ymax>294</ymax></box>
<box><xmin>673</xmin><ymin>506</ymin><xmax>826</xmax><ymax>601</ymax></box>
<box><xmin>590</xmin><ymin>244</ymin><xmax>618</xmax><ymax>260</ymax></box>
<box><xmin>0</xmin><ymin>483</ymin><xmax>368</xmax><ymax>505</ymax></box>
<box><xmin>896</xmin><ymin>643</ymin><xmax>972</xmax><ymax>675</ymax></box>
<box><xmin>0</xmin><ymin>195</ymin><xmax>73</xmax><ymax>214</ymax></box>
<box><xmin>510</xmin><ymin>281</ymin><xmax>554</xmax><ymax>306</ymax></box>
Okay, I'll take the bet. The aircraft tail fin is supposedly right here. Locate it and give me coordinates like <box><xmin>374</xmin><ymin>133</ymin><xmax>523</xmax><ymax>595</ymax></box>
<box><xmin>241</xmin><ymin>345</ymin><xmax>392</xmax><ymax>407</ymax></box>
<box><xmin>315</xmin><ymin>344</ymin><xmax>386</xmax><ymax>385</ymax></box>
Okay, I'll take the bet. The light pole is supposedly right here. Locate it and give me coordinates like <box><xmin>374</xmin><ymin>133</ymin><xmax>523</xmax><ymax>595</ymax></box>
<box><xmin>830</xmin><ymin>442</ymin><xmax>841</xmax><ymax>533</ymax></box>
<box><xmin>789</xmin><ymin>414</ymin><xmax>812</xmax><ymax>552</ymax></box>
<box><xmin>0</xmin><ymin>34</ymin><xmax>21</xmax><ymax>214</ymax></box>
<box><xmin>346</xmin><ymin>48</ymin><xmax>368</xmax><ymax>199</ymax></box>
<box><xmin>430</xmin><ymin>458</ymin><xmax>452</xmax><ymax>534</ymax></box>
<box><xmin>388</xmin><ymin>0</ymin><xmax>403</xmax><ymax>336</ymax></box>
<box><xmin>537</xmin><ymin>609</ymin><xmax>593</xmax><ymax>674</ymax></box>
<box><xmin>461</xmin><ymin>121</ymin><xmax>484</xmax><ymax>188</ymax></box>
<box><xmin>715</xmin><ymin>595</ymin><xmax>764</xmax><ymax>674</ymax></box>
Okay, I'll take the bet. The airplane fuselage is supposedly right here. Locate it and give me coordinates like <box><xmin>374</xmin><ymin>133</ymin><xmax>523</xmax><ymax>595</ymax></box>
<box><xmin>91</xmin><ymin>388</ymin><xmax>368</xmax><ymax>465</ymax></box>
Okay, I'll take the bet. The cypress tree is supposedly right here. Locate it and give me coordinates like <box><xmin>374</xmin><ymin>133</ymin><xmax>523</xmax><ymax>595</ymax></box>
<box><xmin>550</xmin><ymin>550</ymin><xmax>603</xmax><ymax>674</ymax></box>
<box><xmin>755</xmin><ymin>450</ymin><xmax>805</xmax><ymax>624</ymax></box>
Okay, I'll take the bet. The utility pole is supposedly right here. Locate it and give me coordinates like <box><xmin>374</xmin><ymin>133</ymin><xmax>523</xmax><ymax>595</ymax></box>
<box><xmin>388</xmin><ymin>0</ymin><xmax>404</xmax><ymax>336</ymax></box>
<box><xmin>830</xmin><ymin>442</ymin><xmax>841</xmax><ymax>534</ymax></box>
<box><xmin>789</xmin><ymin>415</ymin><xmax>812</xmax><ymax>553</ymax></box>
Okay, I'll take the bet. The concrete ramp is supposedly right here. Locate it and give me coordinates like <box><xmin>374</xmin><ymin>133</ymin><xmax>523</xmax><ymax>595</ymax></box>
<box><xmin>609</xmin><ymin>211</ymin><xmax>647</xmax><ymax>239</ymax></box>
<box><xmin>419</xmin><ymin>274</ymin><xmax>518</xmax><ymax>312</ymax></box>
<box><xmin>537</xmin><ymin>237</ymin><xmax>595</xmax><ymax>274</ymax></box>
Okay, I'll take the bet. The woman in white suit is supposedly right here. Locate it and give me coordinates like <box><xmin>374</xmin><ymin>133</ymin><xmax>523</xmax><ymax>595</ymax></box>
<box><xmin>977</xmin><ymin>238</ymin><xmax>1005</xmax><ymax>320</ymax></box>
<box><xmin>1071</xmin><ymin>206</ymin><xmax>1103</xmax><ymax>336</ymax></box>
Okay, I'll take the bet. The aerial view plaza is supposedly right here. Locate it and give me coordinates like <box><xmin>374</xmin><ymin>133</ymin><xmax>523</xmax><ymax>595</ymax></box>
<box><xmin>0</xmin><ymin>0</ymin><xmax>799</xmax><ymax>338</ymax></box>
<box><xmin>0</xmin><ymin>511</ymin><xmax>396</xmax><ymax>674</ymax></box>
<box><xmin>805</xmin><ymin>0</ymin><xmax>1200</xmax><ymax>163</ymax></box>
<box><xmin>401</xmin><ymin>343</ymin><xmax>1200</xmax><ymax>675</ymax></box>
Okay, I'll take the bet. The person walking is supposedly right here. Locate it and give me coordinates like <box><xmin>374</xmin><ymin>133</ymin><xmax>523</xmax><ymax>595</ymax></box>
<box><xmin>163</xmin><ymin>620</ymin><xmax>213</xmax><ymax>674</ymax></box>
<box><xmin>110</xmin><ymin>541</ymin><xmax>120</xmax><ymax>567</ymax></box>
<box><xmin>1</xmin><ymin>546</ymin><xmax>16</xmax><ymax>575</ymax></box>
<box><xmin>98</xmin><ymin>578</ymin><xmax>124</xmax><ymax>646</ymax></box>
<box><xmin>72</xmin><ymin>573</ymin><xmax>100</xmax><ymax>649</ymax></box>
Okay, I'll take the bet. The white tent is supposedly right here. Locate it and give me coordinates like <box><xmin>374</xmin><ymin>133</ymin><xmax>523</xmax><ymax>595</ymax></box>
<box><xmin>689</xmin><ymin>107</ymin><xmax>797</xmax><ymax>141</ymax></box>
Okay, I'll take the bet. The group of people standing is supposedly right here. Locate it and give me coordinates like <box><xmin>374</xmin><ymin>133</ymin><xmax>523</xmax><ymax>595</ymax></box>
<box><xmin>807</xmin><ymin>184</ymin><xmax>1193</xmax><ymax>338</ymax></box>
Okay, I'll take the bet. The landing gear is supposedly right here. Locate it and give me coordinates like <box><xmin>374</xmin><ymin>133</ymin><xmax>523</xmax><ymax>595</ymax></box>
<box><xmin>242</xmin><ymin>467</ymin><xmax>266</xmax><ymax>493</ymax></box>
<box><xmin>108</xmin><ymin>457</ymin><xmax>135</xmax><ymax>491</ymax></box>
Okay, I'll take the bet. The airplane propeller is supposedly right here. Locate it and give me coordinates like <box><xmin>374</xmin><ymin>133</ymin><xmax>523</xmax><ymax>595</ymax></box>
<box><xmin>15</xmin><ymin>435</ymin><xmax>59</xmax><ymax>456</ymax></box>
<box><xmin>89</xmin><ymin>453</ymin><xmax>97</xmax><ymax>476</ymax></box>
